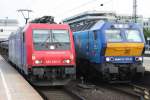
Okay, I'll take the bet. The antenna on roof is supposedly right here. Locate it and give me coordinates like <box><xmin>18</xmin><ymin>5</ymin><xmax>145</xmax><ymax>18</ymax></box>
<box><xmin>17</xmin><ymin>9</ymin><xmax>32</xmax><ymax>24</ymax></box>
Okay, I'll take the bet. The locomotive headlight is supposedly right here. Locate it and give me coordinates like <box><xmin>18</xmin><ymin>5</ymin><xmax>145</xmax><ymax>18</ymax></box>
<box><xmin>63</xmin><ymin>59</ymin><xmax>71</xmax><ymax>64</ymax></box>
<box><xmin>106</xmin><ymin>57</ymin><xmax>110</xmax><ymax>62</ymax></box>
<box><xmin>106</xmin><ymin>57</ymin><xmax>114</xmax><ymax>62</ymax></box>
<box><xmin>35</xmin><ymin>60</ymin><xmax>42</xmax><ymax>64</ymax></box>
<box><xmin>135</xmin><ymin>57</ymin><xmax>143</xmax><ymax>61</ymax></box>
<box><xmin>138</xmin><ymin>57</ymin><xmax>143</xmax><ymax>61</ymax></box>
<box><xmin>66</xmin><ymin>59</ymin><xmax>70</xmax><ymax>63</ymax></box>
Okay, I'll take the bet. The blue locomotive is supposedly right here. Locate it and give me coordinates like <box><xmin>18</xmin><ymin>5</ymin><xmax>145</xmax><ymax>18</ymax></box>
<box><xmin>73</xmin><ymin>20</ymin><xmax>145</xmax><ymax>82</ymax></box>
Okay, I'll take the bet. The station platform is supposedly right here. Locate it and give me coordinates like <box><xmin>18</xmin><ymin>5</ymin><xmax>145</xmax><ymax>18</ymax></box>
<box><xmin>145</xmin><ymin>50</ymin><xmax>150</xmax><ymax>54</ymax></box>
<box><xmin>0</xmin><ymin>56</ymin><xmax>43</xmax><ymax>100</ymax></box>
<box><xmin>144</xmin><ymin>57</ymin><xmax>150</xmax><ymax>71</ymax></box>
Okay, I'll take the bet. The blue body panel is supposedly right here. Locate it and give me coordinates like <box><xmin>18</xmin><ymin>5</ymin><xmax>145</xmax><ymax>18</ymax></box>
<box><xmin>73</xmin><ymin>21</ymin><xmax>145</xmax><ymax>64</ymax></box>
<box><xmin>9</xmin><ymin>29</ymin><xmax>26</xmax><ymax>69</ymax></box>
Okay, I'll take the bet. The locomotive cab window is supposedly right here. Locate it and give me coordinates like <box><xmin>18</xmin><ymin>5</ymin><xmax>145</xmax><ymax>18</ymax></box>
<box><xmin>52</xmin><ymin>30</ymin><xmax>70</xmax><ymax>50</ymax></box>
<box><xmin>52</xmin><ymin>30</ymin><xmax>70</xmax><ymax>43</ymax></box>
<box><xmin>33</xmin><ymin>30</ymin><xmax>49</xmax><ymax>50</ymax></box>
<box><xmin>33</xmin><ymin>29</ymin><xmax>70</xmax><ymax>50</ymax></box>
<box><xmin>105</xmin><ymin>30</ymin><xmax>122</xmax><ymax>42</ymax></box>
<box><xmin>125</xmin><ymin>30</ymin><xmax>142</xmax><ymax>42</ymax></box>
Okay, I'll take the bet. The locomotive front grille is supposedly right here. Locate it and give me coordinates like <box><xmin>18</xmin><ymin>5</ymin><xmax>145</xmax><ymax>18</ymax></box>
<box><xmin>32</xmin><ymin>66</ymin><xmax>76</xmax><ymax>79</ymax></box>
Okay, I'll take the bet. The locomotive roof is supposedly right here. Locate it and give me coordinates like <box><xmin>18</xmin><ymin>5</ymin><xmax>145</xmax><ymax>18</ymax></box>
<box><xmin>73</xmin><ymin>21</ymin><xmax>140</xmax><ymax>32</ymax></box>
<box><xmin>23</xmin><ymin>23</ymin><xmax>70</xmax><ymax>32</ymax></box>
<box><xmin>90</xmin><ymin>20</ymin><xmax>105</xmax><ymax>31</ymax></box>
<box><xmin>70</xmin><ymin>20</ymin><xmax>106</xmax><ymax>32</ymax></box>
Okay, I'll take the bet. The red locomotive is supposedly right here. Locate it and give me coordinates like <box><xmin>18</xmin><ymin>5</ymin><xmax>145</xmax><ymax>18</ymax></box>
<box><xmin>8</xmin><ymin>23</ymin><xmax>76</xmax><ymax>85</ymax></box>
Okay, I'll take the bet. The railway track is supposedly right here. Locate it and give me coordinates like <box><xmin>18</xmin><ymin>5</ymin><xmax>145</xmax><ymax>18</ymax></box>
<box><xmin>77</xmin><ymin>81</ymin><xmax>150</xmax><ymax>100</ymax></box>
<box><xmin>36</xmin><ymin>86</ymin><xmax>85</xmax><ymax>100</ymax></box>
<box><xmin>60</xmin><ymin>81</ymin><xmax>146</xmax><ymax>100</ymax></box>
<box><xmin>90</xmin><ymin>75</ymin><xmax>150</xmax><ymax>100</ymax></box>
<box><xmin>82</xmin><ymin>71</ymin><xmax>150</xmax><ymax>100</ymax></box>
<box><xmin>105</xmin><ymin>83</ymin><xmax>150</xmax><ymax>100</ymax></box>
<box><xmin>130</xmin><ymin>83</ymin><xmax>150</xmax><ymax>100</ymax></box>
<box><xmin>1</xmin><ymin>53</ymin><xmax>150</xmax><ymax>100</ymax></box>
<box><xmin>36</xmin><ymin>81</ymin><xmax>143</xmax><ymax>100</ymax></box>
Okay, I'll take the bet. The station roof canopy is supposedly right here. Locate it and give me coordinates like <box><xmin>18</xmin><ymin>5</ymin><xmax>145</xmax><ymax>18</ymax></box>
<box><xmin>63</xmin><ymin>11</ymin><xmax>116</xmax><ymax>32</ymax></box>
<box><xmin>0</xmin><ymin>19</ymin><xmax>19</xmax><ymax>41</ymax></box>
<box><xmin>0</xmin><ymin>19</ymin><xmax>18</xmax><ymax>26</ymax></box>
<box><xmin>63</xmin><ymin>10</ymin><xmax>116</xmax><ymax>24</ymax></box>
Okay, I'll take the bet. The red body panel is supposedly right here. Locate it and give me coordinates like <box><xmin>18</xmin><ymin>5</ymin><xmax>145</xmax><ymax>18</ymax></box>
<box><xmin>32</xmin><ymin>51</ymin><xmax>75</xmax><ymax>66</ymax></box>
<box><xmin>24</xmin><ymin>23</ymin><xmax>76</xmax><ymax>68</ymax></box>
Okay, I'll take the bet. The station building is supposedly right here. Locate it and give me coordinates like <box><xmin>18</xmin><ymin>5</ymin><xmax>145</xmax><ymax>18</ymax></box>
<box><xmin>63</xmin><ymin>10</ymin><xmax>143</xmax><ymax>31</ymax></box>
<box><xmin>0</xmin><ymin>19</ymin><xmax>18</xmax><ymax>41</ymax></box>
<box><xmin>143</xmin><ymin>18</ymin><xmax>150</xmax><ymax>31</ymax></box>
<box><xmin>115</xmin><ymin>14</ymin><xmax>143</xmax><ymax>24</ymax></box>
<box><xmin>63</xmin><ymin>11</ymin><xmax>116</xmax><ymax>31</ymax></box>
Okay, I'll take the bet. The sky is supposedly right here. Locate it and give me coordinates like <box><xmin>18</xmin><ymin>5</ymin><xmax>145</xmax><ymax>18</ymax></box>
<box><xmin>0</xmin><ymin>0</ymin><xmax>150</xmax><ymax>26</ymax></box>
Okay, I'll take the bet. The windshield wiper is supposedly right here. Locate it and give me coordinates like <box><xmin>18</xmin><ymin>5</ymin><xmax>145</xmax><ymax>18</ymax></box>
<box><xmin>40</xmin><ymin>35</ymin><xmax>50</xmax><ymax>46</ymax></box>
<box><xmin>53</xmin><ymin>36</ymin><xmax>63</xmax><ymax>46</ymax></box>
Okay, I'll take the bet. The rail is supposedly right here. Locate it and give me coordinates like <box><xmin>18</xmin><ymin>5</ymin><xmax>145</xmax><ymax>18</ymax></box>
<box><xmin>36</xmin><ymin>86</ymin><xmax>86</xmax><ymax>100</ymax></box>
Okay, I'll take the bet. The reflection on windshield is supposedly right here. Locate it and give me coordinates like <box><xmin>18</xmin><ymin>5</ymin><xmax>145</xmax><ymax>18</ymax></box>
<box><xmin>33</xmin><ymin>30</ymin><xmax>70</xmax><ymax>50</ymax></box>
<box><xmin>52</xmin><ymin>30</ymin><xmax>70</xmax><ymax>43</ymax></box>
<box><xmin>105</xmin><ymin>30</ymin><xmax>122</xmax><ymax>42</ymax></box>
<box><xmin>125</xmin><ymin>30</ymin><xmax>142</xmax><ymax>42</ymax></box>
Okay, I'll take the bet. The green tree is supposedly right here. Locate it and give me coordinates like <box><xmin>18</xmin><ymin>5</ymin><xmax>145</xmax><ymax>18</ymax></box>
<box><xmin>144</xmin><ymin>28</ymin><xmax>150</xmax><ymax>40</ymax></box>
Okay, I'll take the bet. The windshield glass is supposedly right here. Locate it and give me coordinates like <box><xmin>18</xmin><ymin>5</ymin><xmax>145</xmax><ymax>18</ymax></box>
<box><xmin>52</xmin><ymin>30</ymin><xmax>70</xmax><ymax>42</ymax></box>
<box><xmin>105</xmin><ymin>30</ymin><xmax>122</xmax><ymax>42</ymax></box>
<box><xmin>125</xmin><ymin>30</ymin><xmax>142</xmax><ymax>42</ymax></box>
<box><xmin>33</xmin><ymin>29</ymin><xmax>70</xmax><ymax>50</ymax></box>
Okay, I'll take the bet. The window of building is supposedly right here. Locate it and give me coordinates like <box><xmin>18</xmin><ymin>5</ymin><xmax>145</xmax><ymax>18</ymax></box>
<box><xmin>0</xmin><ymin>29</ymin><xmax>3</xmax><ymax>32</ymax></box>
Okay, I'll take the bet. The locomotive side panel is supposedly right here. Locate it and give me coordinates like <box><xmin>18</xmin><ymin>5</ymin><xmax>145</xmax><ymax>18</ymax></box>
<box><xmin>74</xmin><ymin>30</ymin><xmax>104</xmax><ymax>63</ymax></box>
<box><xmin>9</xmin><ymin>33</ymin><xmax>16</xmax><ymax>64</ymax></box>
